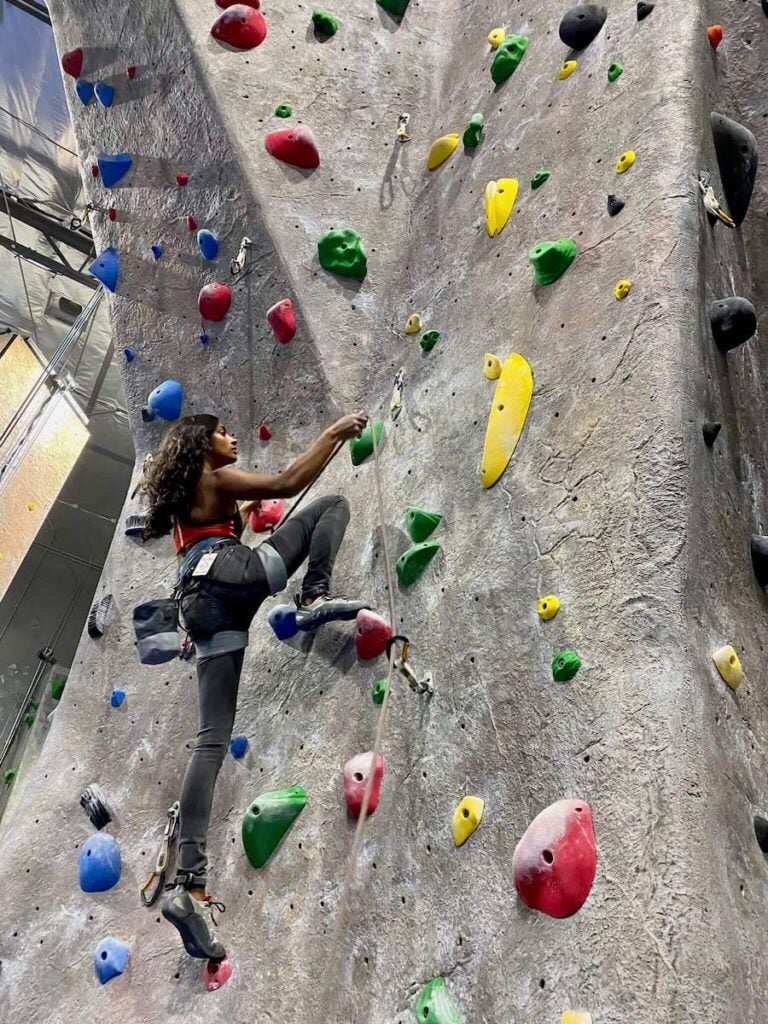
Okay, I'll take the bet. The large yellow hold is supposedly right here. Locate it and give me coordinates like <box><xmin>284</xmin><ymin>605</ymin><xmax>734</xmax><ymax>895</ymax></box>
<box><xmin>712</xmin><ymin>645</ymin><xmax>743</xmax><ymax>690</ymax></box>
<box><xmin>561</xmin><ymin>1014</ymin><xmax>592</xmax><ymax>1024</ymax></box>
<box><xmin>452</xmin><ymin>796</ymin><xmax>484</xmax><ymax>846</ymax></box>
<box><xmin>427</xmin><ymin>133</ymin><xmax>459</xmax><ymax>170</ymax></box>
<box><xmin>484</xmin><ymin>178</ymin><xmax>518</xmax><ymax>237</ymax></box>
<box><xmin>480</xmin><ymin>352</ymin><xmax>533</xmax><ymax>488</ymax></box>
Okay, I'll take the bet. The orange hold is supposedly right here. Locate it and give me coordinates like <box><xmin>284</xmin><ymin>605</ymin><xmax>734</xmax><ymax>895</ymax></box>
<box><xmin>707</xmin><ymin>25</ymin><xmax>723</xmax><ymax>49</ymax></box>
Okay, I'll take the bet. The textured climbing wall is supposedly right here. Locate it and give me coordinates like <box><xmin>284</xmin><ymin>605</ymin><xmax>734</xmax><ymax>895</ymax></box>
<box><xmin>1</xmin><ymin>1</ymin><xmax>767</xmax><ymax>1021</ymax></box>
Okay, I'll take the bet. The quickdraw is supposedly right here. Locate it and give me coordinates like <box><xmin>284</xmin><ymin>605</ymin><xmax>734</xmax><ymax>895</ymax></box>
<box><xmin>385</xmin><ymin>634</ymin><xmax>433</xmax><ymax>696</ymax></box>
<box><xmin>139</xmin><ymin>800</ymin><xmax>180</xmax><ymax>907</ymax></box>
<box><xmin>230</xmin><ymin>236</ymin><xmax>252</xmax><ymax>276</ymax></box>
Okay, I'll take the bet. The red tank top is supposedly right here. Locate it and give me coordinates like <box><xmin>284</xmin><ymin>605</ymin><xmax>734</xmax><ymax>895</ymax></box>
<box><xmin>172</xmin><ymin>510</ymin><xmax>243</xmax><ymax>555</ymax></box>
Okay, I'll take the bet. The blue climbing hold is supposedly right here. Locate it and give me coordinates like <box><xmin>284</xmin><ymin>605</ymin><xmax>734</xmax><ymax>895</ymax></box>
<box><xmin>94</xmin><ymin>82</ymin><xmax>115</xmax><ymax>108</ymax></box>
<box><xmin>123</xmin><ymin>347</ymin><xmax>135</xmax><ymax>363</ymax></box>
<box><xmin>151</xmin><ymin>243</ymin><xmax>163</xmax><ymax>261</ymax></box>
<box><xmin>199</xmin><ymin>332</ymin><xmax>210</xmax><ymax>346</ymax></box>
<box><xmin>78</xmin><ymin>832</ymin><xmax>122</xmax><ymax>893</ymax></box>
<box><xmin>145</xmin><ymin>379</ymin><xmax>183</xmax><ymax>422</ymax></box>
<box><xmin>110</xmin><ymin>689</ymin><xmax>126</xmax><ymax>708</ymax></box>
<box><xmin>268</xmin><ymin>604</ymin><xmax>298</xmax><ymax>641</ymax></box>
<box><xmin>89</xmin><ymin>247</ymin><xmax>119</xmax><ymax>292</ymax></box>
<box><xmin>97</xmin><ymin>153</ymin><xmax>132</xmax><ymax>188</ymax></box>
<box><xmin>197</xmin><ymin>229</ymin><xmax>220</xmax><ymax>261</ymax></box>
<box><xmin>93</xmin><ymin>937</ymin><xmax>129</xmax><ymax>985</ymax></box>
<box><xmin>230</xmin><ymin>735</ymin><xmax>248</xmax><ymax>759</ymax></box>
<box><xmin>75</xmin><ymin>80</ymin><xmax>94</xmax><ymax>106</ymax></box>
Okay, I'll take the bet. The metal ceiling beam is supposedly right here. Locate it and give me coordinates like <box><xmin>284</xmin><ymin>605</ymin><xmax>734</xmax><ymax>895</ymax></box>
<box><xmin>4</xmin><ymin>0</ymin><xmax>51</xmax><ymax>24</ymax></box>
<box><xmin>0</xmin><ymin>234</ymin><xmax>97</xmax><ymax>289</ymax></box>
<box><xmin>0</xmin><ymin>189</ymin><xmax>93</xmax><ymax>257</ymax></box>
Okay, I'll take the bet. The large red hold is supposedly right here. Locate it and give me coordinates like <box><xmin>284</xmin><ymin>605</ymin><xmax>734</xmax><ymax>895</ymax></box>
<box><xmin>61</xmin><ymin>48</ymin><xmax>84</xmax><ymax>78</ymax></box>
<box><xmin>198</xmin><ymin>283</ymin><xmax>232</xmax><ymax>322</ymax></box>
<box><xmin>264</xmin><ymin>127</ymin><xmax>320</xmax><ymax>170</ymax></box>
<box><xmin>203</xmin><ymin>957</ymin><xmax>232</xmax><ymax>991</ymax></box>
<box><xmin>355</xmin><ymin>610</ymin><xmax>392</xmax><ymax>661</ymax></box>
<box><xmin>512</xmin><ymin>799</ymin><xmax>597</xmax><ymax>918</ymax></box>
<box><xmin>344</xmin><ymin>752</ymin><xmax>384</xmax><ymax>818</ymax></box>
<box><xmin>211</xmin><ymin>5</ymin><xmax>267</xmax><ymax>49</ymax></box>
<box><xmin>267</xmin><ymin>299</ymin><xmax>296</xmax><ymax>343</ymax></box>
<box><xmin>249</xmin><ymin>499</ymin><xmax>282</xmax><ymax>532</ymax></box>
<box><xmin>217</xmin><ymin>0</ymin><xmax>260</xmax><ymax>6</ymax></box>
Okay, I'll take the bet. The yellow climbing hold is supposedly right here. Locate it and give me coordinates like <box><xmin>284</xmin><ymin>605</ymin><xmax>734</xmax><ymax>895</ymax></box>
<box><xmin>480</xmin><ymin>352</ymin><xmax>533</xmax><ymax>488</ymax></box>
<box><xmin>616</xmin><ymin>150</ymin><xmax>636</xmax><ymax>174</ymax></box>
<box><xmin>559</xmin><ymin>60</ymin><xmax>578</xmax><ymax>79</ymax></box>
<box><xmin>488</xmin><ymin>28</ymin><xmax>505</xmax><ymax>48</ymax></box>
<box><xmin>561</xmin><ymin>1014</ymin><xmax>592</xmax><ymax>1024</ymax></box>
<box><xmin>712</xmin><ymin>645</ymin><xmax>743</xmax><ymax>690</ymax></box>
<box><xmin>537</xmin><ymin>595</ymin><xmax>560</xmax><ymax>621</ymax></box>
<box><xmin>452</xmin><ymin>796</ymin><xmax>484</xmax><ymax>846</ymax></box>
<box><xmin>483</xmin><ymin>353</ymin><xmax>502</xmax><ymax>380</ymax></box>
<box><xmin>484</xmin><ymin>178</ymin><xmax>518</xmax><ymax>237</ymax></box>
<box><xmin>614</xmin><ymin>279</ymin><xmax>632</xmax><ymax>300</ymax></box>
<box><xmin>404</xmin><ymin>313</ymin><xmax>422</xmax><ymax>335</ymax></box>
<box><xmin>427</xmin><ymin>133</ymin><xmax>459</xmax><ymax>171</ymax></box>
<box><xmin>27</xmin><ymin>502</ymin><xmax>36</xmax><ymax>512</ymax></box>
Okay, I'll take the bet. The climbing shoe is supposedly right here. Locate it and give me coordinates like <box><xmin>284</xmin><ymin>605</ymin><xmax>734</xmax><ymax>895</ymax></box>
<box><xmin>161</xmin><ymin>886</ymin><xmax>227</xmax><ymax>960</ymax></box>
<box><xmin>294</xmin><ymin>593</ymin><xmax>370</xmax><ymax>632</ymax></box>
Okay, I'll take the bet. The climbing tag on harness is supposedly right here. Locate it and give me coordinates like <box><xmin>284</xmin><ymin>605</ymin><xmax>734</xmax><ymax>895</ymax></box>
<box><xmin>712</xmin><ymin>645</ymin><xmax>743</xmax><ymax>690</ymax></box>
<box><xmin>414</xmin><ymin>977</ymin><xmax>462</xmax><ymax>1024</ymax></box>
<box><xmin>349</xmin><ymin>419</ymin><xmax>383</xmax><ymax>466</ymax></box>
<box><xmin>404</xmin><ymin>506</ymin><xmax>442</xmax><ymax>543</ymax></box>
<box><xmin>355</xmin><ymin>609</ymin><xmax>392</xmax><ymax>660</ymax></box>
<box><xmin>396</xmin><ymin>541</ymin><xmax>442</xmax><ymax>586</ymax></box>
<box><xmin>344</xmin><ymin>752</ymin><xmax>384</xmax><ymax>818</ymax></box>
<box><xmin>452</xmin><ymin>796</ymin><xmax>484</xmax><ymax>847</ymax></box>
<box><xmin>241</xmin><ymin>785</ymin><xmax>307</xmax><ymax>868</ymax></box>
<box><xmin>480</xmin><ymin>353</ymin><xmax>533</xmax><ymax>489</ymax></box>
<box><xmin>484</xmin><ymin>178</ymin><xmax>518</xmax><ymax>237</ymax></box>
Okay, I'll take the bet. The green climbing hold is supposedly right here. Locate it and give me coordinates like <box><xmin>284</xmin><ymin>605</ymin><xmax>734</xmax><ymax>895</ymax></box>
<box><xmin>51</xmin><ymin>676</ymin><xmax>66</xmax><ymax>700</ymax></box>
<box><xmin>463</xmin><ymin>113</ymin><xmax>484</xmax><ymax>149</ymax></box>
<box><xmin>552</xmin><ymin>650</ymin><xmax>581</xmax><ymax>682</ymax></box>
<box><xmin>405</xmin><ymin>506</ymin><xmax>442</xmax><ymax>543</ymax></box>
<box><xmin>318</xmin><ymin>227</ymin><xmax>367</xmax><ymax>280</ymax></box>
<box><xmin>414</xmin><ymin>978</ymin><xmax>461</xmax><ymax>1024</ymax></box>
<box><xmin>372</xmin><ymin>678</ymin><xmax>388</xmax><ymax>705</ymax></box>
<box><xmin>3</xmin><ymin>769</ymin><xmax>16</xmax><ymax>785</ymax></box>
<box><xmin>349</xmin><ymin>419</ymin><xmax>383</xmax><ymax>466</ymax></box>
<box><xmin>312</xmin><ymin>7</ymin><xmax>339</xmax><ymax>35</ymax></box>
<box><xmin>531</xmin><ymin>170</ymin><xmax>551</xmax><ymax>190</ymax></box>
<box><xmin>397</xmin><ymin>541</ymin><xmax>442</xmax><ymax>586</ymax></box>
<box><xmin>23</xmin><ymin>711</ymin><xmax>35</xmax><ymax>728</ymax></box>
<box><xmin>420</xmin><ymin>330</ymin><xmax>440</xmax><ymax>352</ymax></box>
<box><xmin>376</xmin><ymin>0</ymin><xmax>409</xmax><ymax>16</ymax></box>
<box><xmin>490</xmin><ymin>34</ymin><xmax>528</xmax><ymax>85</ymax></box>
<box><xmin>608</xmin><ymin>62</ymin><xmax>623</xmax><ymax>82</ymax></box>
<box><xmin>241</xmin><ymin>785</ymin><xmax>307</xmax><ymax>869</ymax></box>
<box><xmin>528</xmin><ymin>239</ymin><xmax>578</xmax><ymax>286</ymax></box>
<box><xmin>275</xmin><ymin>104</ymin><xmax>292</xmax><ymax>118</ymax></box>
<box><xmin>29</xmin><ymin>699</ymin><xmax>39</xmax><ymax>710</ymax></box>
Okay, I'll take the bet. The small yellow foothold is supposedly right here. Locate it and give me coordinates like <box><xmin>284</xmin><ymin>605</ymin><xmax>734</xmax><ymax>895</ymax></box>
<box><xmin>537</xmin><ymin>595</ymin><xmax>560</xmax><ymax>621</ymax></box>
<box><xmin>27</xmin><ymin>502</ymin><xmax>36</xmax><ymax>512</ymax></box>
<box><xmin>484</xmin><ymin>178</ymin><xmax>518</xmax><ymax>237</ymax></box>
<box><xmin>483</xmin><ymin>353</ymin><xmax>502</xmax><ymax>380</ymax></box>
<box><xmin>616</xmin><ymin>149</ymin><xmax>636</xmax><ymax>174</ymax></box>
<box><xmin>427</xmin><ymin>133</ymin><xmax>460</xmax><ymax>171</ymax></box>
<box><xmin>561</xmin><ymin>1013</ymin><xmax>593</xmax><ymax>1024</ymax></box>
<box><xmin>488</xmin><ymin>28</ymin><xmax>505</xmax><ymax>48</ymax></box>
<box><xmin>712</xmin><ymin>645</ymin><xmax>743</xmax><ymax>690</ymax></box>
<box><xmin>614</xmin><ymin>279</ymin><xmax>632</xmax><ymax>300</ymax></box>
<box><xmin>558</xmin><ymin>59</ymin><xmax>578</xmax><ymax>79</ymax></box>
<box><xmin>404</xmin><ymin>313</ymin><xmax>422</xmax><ymax>335</ymax></box>
<box><xmin>452</xmin><ymin>796</ymin><xmax>485</xmax><ymax>846</ymax></box>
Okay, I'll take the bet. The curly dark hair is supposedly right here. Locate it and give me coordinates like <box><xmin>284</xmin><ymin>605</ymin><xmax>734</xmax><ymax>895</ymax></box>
<box><xmin>141</xmin><ymin>414</ymin><xmax>219</xmax><ymax>540</ymax></box>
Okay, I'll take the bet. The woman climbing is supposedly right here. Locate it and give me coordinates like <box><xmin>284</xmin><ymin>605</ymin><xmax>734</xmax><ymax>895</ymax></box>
<box><xmin>140</xmin><ymin>411</ymin><xmax>370</xmax><ymax>961</ymax></box>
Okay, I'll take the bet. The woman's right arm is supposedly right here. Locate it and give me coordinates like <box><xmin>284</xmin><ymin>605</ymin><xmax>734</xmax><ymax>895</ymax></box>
<box><xmin>211</xmin><ymin>413</ymin><xmax>368</xmax><ymax>501</ymax></box>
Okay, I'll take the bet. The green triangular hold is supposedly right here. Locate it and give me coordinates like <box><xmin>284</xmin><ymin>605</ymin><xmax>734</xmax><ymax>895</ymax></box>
<box><xmin>376</xmin><ymin>0</ymin><xmax>409</xmax><ymax>16</ymax></box>
<box><xmin>3</xmin><ymin>768</ymin><xmax>17</xmax><ymax>785</ymax></box>
<box><xmin>420</xmin><ymin>330</ymin><xmax>440</xmax><ymax>352</ymax></box>
<box><xmin>531</xmin><ymin>169</ymin><xmax>551</xmax><ymax>190</ymax></box>
<box><xmin>404</xmin><ymin>506</ymin><xmax>442</xmax><ymax>543</ymax></box>
<box><xmin>396</xmin><ymin>540</ymin><xmax>441</xmax><ymax>586</ymax></box>
<box><xmin>372</xmin><ymin>678</ymin><xmax>388</xmax><ymax>705</ymax></box>
<box><xmin>50</xmin><ymin>676</ymin><xmax>66</xmax><ymax>700</ymax></box>
<box><xmin>552</xmin><ymin>649</ymin><xmax>581</xmax><ymax>682</ymax></box>
<box><xmin>414</xmin><ymin>978</ymin><xmax>461</xmax><ymax>1024</ymax></box>
<box><xmin>312</xmin><ymin>7</ymin><xmax>339</xmax><ymax>35</ymax></box>
<box><xmin>23</xmin><ymin>712</ymin><xmax>35</xmax><ymax>728</ymax></box>
<box><xmin>241</xmin><ymin>785</ymin><xmax>307</xmax><ymax>868</ymax></box>
<box><xmin>349</xmin><ymin>419</ymin><xmax>383</xmax><ymax>466</ymax></box>
<box><xmin>528</xmin><ymin>238</ymin><xmax>578</xmax><ymax>286</ymax></box>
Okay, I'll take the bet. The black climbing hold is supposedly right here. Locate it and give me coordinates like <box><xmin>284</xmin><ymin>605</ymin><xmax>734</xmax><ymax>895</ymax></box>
<box><xmin>711</xmin><ymin>113</ymin><xmax>759</xmax><ymax>227</ymax></box>
<box><xmin>755</xmin><ymin>815</ymin><xmax>768</xmax><ymax>853</ymax></box>
<box><xmin>80</xmin><ymin>784</ymin><xmax>114</xmax><ymax>830</ymax></box>
<box><xmin>709</xmin><ymin>297</ymin><xmax>757</xmax><ymax>353</ymax></box>
<box><xmin>559</xmin><ymin>5</ymin><xmax>607</xmax><ymax>50</ymax></box>
<box><xmin>87</xmin><ymin>594</ymin><xmax>114</xmax><ymax>638</ymax></box>
<box><xmin>702</xmin><ymin>422</ymin><xmax>721</xmax><ymax>447</ymax></box>
<box><xmin>607</xmin><ymin>194</ymin><xmax>625</xmax><ymax>217</ymax></box>
<box><xmin>750</xmin><ymin>536</ymin><xmax>768</xmax><ymax>589</ymax></box>
<box><xmin>637</xmin><ymin>1</ymin><xmax>654</xmax><ymax>19</ymax></box>
<box><xmin>763</xmin><ymin>0</ymin><xmax>768</xmax><ymax>17</ymax></box>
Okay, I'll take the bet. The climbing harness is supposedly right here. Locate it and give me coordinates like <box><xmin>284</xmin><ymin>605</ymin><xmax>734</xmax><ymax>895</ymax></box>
<box><xmin>386</xmin><ymin>634</ymin><xmax>433</xmax><ymax>695</ymax></box>
<box><xmin>140</xmin><ymin>800</ymin><xmax>180</xmax><ymax>906</ymax></box>
<box><xmin>230</xmin><ymin>235</ymin><xmax>252</xmax><ymax>276</ymax></box>
<box><xmin>389</xmin><ymin>368</ymin><xmax>405</xmax><ymax>421</ymax></box>
<box><xmin>698</xmin><ymin>171</ymin><xmax>735</xmax><ymax>228</ymax></box>
<box><xmin>396</xmin><ymin>113</ymin><xmax>411</xmax><ymax>143</ymax></box>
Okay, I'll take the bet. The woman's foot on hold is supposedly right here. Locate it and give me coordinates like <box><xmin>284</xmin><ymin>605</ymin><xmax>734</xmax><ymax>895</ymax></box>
<box><xmin>161</xmin><ymin>885</ymin><xmax>227</xmax><ymax>960</ymax></box>
<box><xmin>294</xmin><ymin>592</ymin><xmax>370</xmax><ymax>632</ymax></box>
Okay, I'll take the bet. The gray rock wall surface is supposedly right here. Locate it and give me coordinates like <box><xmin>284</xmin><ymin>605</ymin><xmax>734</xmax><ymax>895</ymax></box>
<box><xmin>1</xmin><ymin>0</ymin><xmax>766</xmax><ymax>1021</ymax></box>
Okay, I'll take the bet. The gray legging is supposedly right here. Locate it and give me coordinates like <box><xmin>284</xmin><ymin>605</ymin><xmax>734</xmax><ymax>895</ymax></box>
<box><xmin>175</xmin><ymin>494</ymin><xmax>350</xmax><ymax>887</ymax></box>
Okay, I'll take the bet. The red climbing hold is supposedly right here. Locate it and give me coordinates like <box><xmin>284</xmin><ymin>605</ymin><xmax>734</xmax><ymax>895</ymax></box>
<box><xmin>512</xmin><ymin>799</ymin><xmax>597</xmax><ymax>918</ymax></box>
<box><xmin>249</xmin><ymin>498</ymin><xmax>282</xmax><ymax>532</ymax></box>
<box><xmin>267</xmin><ymin>299</ymin><xmax>296</xmax><ymax>343</ymax></box>
<box><xmin>344</xmin><ymin>752</ymin><xmax>384</xmax><ymax>818</ymax></box>
<box><xmin>203</xmin><ymin>957</ymin><xmax>232</xmax><ymax>992</ymax></box>
<box><xmin>187</xmin><ymin>215</ymin><xmax>198</xmax><ymax>232</ymax></box>
<box><xmin>61</xmin><ymin>48</ymin><xmax>84</xmax><ymax>79</ymax></box>
<box><xmin>211</xmin><ymin>5</ymin><xmax>267</xmax><ymax>49</ymax></box>
<box><xmin>258</xmin><ymin>424</ymin><xmax>272</xmax><ymax>440</ymax></box>
<box><xmin>264</xmin><ymin>127</ymin><xmax>320</xmax><ymax>170</ymax></box>
<box><xmin>127</xmin><ymin>65</ymin><xmax>137</xmax><ymax>79</ymax></box>
<box><xmin>355</xmin><ymin>610</ymin><xmax>392</xmax><ymax>661</ymax></box>
<box><xmin>90</xmin><ymin>164</ymin><xmax>100</xmax><ymax>178</ymax></box>
<box><xmin>707</xmin><ymin>25</ymin><xmax>723</xmax><ymax>49</ymax></box>
<box><xmin>217</xmin><ymin>0</ymin><xmax>260</xmax><ymax>6</ymax></box>
<box><xmin>107</xmin><ymin>207</ymin><xmax>117</xmax><ymax>222</ymax></box>
<box><xmin>198</xmin><ymin>283</ymin><xmax>232</xmax><ymax>322</ymax></box>
<box><xmin>176</xmin><ymin>173</ymin><xmax>189</xmax><ymax>187</ymax></box>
